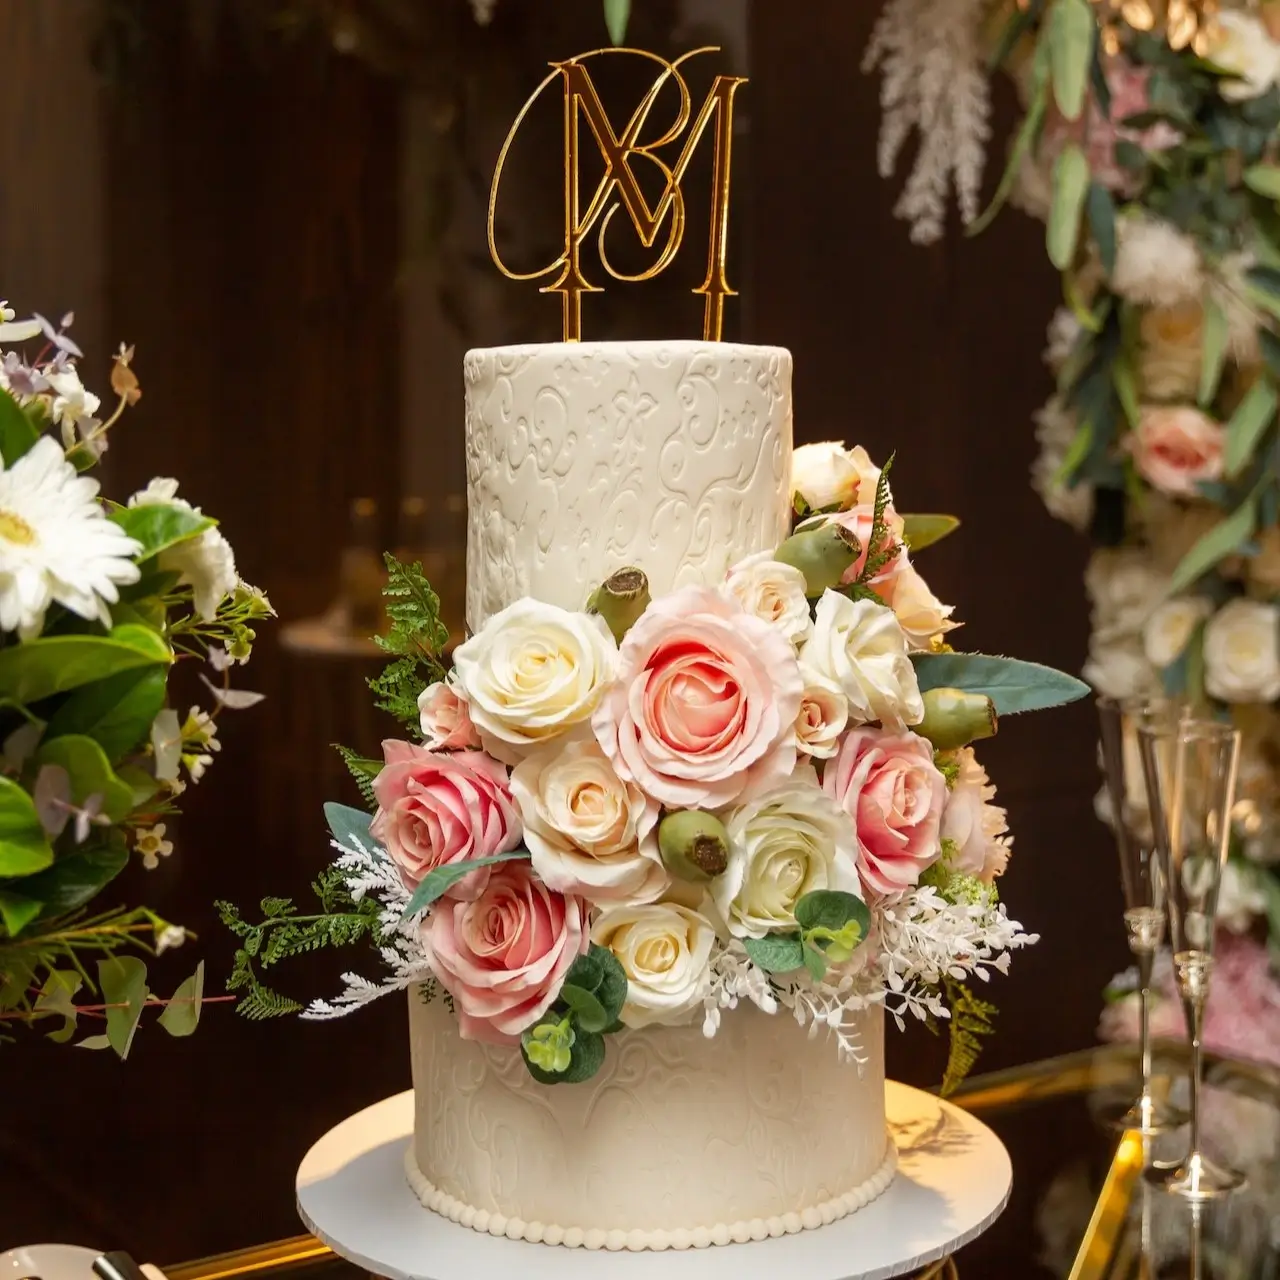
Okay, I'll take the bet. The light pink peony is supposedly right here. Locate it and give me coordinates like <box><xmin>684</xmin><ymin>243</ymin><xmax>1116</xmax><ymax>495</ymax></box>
<box><xmin>1128</xmin><ymin>405</ymin><xmax>1225</xmax><ymax>497</ymax></box>
<box><xmin>422</xmin><ymin>860</ymin><xmax>589</xmax><ymax>1044</ymax></box>
<box><xmin>826</xmin><ymin>505</ymin><xmax>907</xmax><ymax>590</ymax></box>
<box><xmin>371</xmin><ymin>741</ymin><xmax>521</xmax><ymax>899</ymax></box>
<box><xmin>417</xmin><ymin>679</ymin><xmax>481</xmax><ymax>751</ymax></box>
<box><xmin>823</xmin><ymin>726</ymin><xmax>946</xmax><ymax>898</ymax></box>
<box><xmin>592</xmin><ymin>586</ymin><xmax>803</xmax><ymax>809</ymax></box>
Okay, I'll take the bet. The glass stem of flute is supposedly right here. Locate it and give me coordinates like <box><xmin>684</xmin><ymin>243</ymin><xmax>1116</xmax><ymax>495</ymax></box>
<box><xmin>1179</xmin><ymin>950</ymin><xmax>1212</xmax><ymax>1164</ymax></box>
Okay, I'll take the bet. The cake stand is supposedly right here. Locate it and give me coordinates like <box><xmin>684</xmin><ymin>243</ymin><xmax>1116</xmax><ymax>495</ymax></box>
<box><xmin>296</xmin><ymin>1081</ymin><xmax>1012</xmax><ymax>1280</ymax></box>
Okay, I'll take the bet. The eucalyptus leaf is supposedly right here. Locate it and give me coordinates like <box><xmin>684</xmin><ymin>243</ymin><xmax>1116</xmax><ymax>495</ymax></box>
<box><xmin>110</xmin><ymin>503</ymin><xmax>214</xmax><ymax>560</ymax></box>
<box><xmin>901</xmin><ymin>514</ymin><xmax>960</xmax><ymax>551</ymax></box>
<box><xmin>0</xmin><ymin>889</ymin><xmax>42</xmax><ymax>936</ymax></box>
<box><xmin>558</xmin><ymin>982</ymin><xmax>610</xmax><ymax>1034</ymax></box>
<box><xmin>911</xmin><ymin>652</ymin><xmax>1091</xmax><ymax>715</ymax></box>
<box><xmin>1048</xmin><ymin>144</ymin><xmax>1090</xmax><ymax>269</ymax></box>
<box><xmin>1223</xmin><ymin>379</ymin><xmax>1277</xmax><ymax>478</ymax></box>
<box><xmin>1086</xmin><ymin>182</ymin><xmax>1116</xmax><ymax>275</ymax></box>
<box><xmin>1053</xmin><ymin>420</ymin><xmax>1094</xmax><ymax>485</ymax></box>
<box><xmin>34</xmin><ymin>735</ymin><xmax>134</xmax><ymax>823</ymax></box>
<box><xmin>99</xmin><ymin>955</ymin><xmax>148</xmax><ymax>1060</ymax></box>
<box><xmin>1048</xmin><ymin>0</ymin><xmax>1095</xmax><ymax>120</ymax></box>
<box><xmin>795</xmin><ymin>890</ymin><xmax>871</xmax><ymax>938</ymax></box>
<box><xmin>76</xmin><ymin>1034</ymin><xmax>112</xmax><ymax>1050</ymax></box>
<box><xmin>0</xmin><ymin>387</ymin><xmax>38</xmax><ymax>467</ymax></box>
<box><xmin>742</xmin><ymin>933</ymin><xmax>806</xmax><ymax>974</ymax></box>
<box><xmin>324</xmin><ymin>802</ymin><xmax>380</xmax><ymax>853</ymax></box>
<box><xmin>1245</xmin><ymin>164</ymin><xmax>1280</xmax><ymax>200</ymax></box>
<box><xmin>1168</xmin><ymin>496</ymin><xmax>1256</xmax><ymax>595</ymax></box>
<box><xmin>400</xmin><ymin>850</ymin><xmax>531</xmax><ymax>920</ymax></box>
<box><xmin>592</xmin><ymin>947</ymin><xmax>628</xmax><ymax>1025</ymax></box>
<box><xmin>603</xmin><ymin>0</ymin><xmax>629</xmax><ymax>44</ymax></box>
<box><xmin>45</xmin><ymin>666</ymin><xmax>167</xmax><ymax>762</ymax></box>
<box><xmin>1113</xmin><ymin>359</ymin><xmax>1140</xmax><ymax>428</ymax></box>
<box><xmin>0</xmin><ymin>777</ymin><xmax>54</xmax><ymax>876</ymax></box>
<box><xmin>1198</xmin><ymin>297</ymin><xmax>1229</xmax><ymax>409</ymax></box>
<box><xmin>16</xmin><ymin>841</ymin><xmax>128</xmax><ymax>918</ymax></box>
<box><xmin>158</xmin><ymin>961</ymin><xmax>204</xmax><ymax>1037</ymax></box>
<box><xmin>0</xmin><ymin>624</ymin><xmax>170</xmax><ymax>706</ymax></box>
<box><xmin>34</xmin><ymin>969</ymin><xmax>82</xmax><ymax>1044</ymax></box>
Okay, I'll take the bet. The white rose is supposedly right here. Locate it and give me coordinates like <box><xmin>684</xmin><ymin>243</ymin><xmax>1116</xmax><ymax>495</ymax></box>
<box><xmin>723</xmin><ymin>551</ymin><xmax>813</xmax><ymax>646</ymax></box>
<box><xmin>791</xmin><ymin>441</ymin><xmax>875</xmax><ymax>512</ymax></box>
<box><xmin>592</xmin><ymin>902</ymin><xmax>715</xmax><ymax>1028</ymax></box>
<box><xmin>452</xmin><ymin>599</ymin><xmax>617</xmax><ymax>762</ymax></box>
<box><xmin>714</xmin><ymin>771</ymin><xmax>860</xmax><ymax>939</ymax></box>
<box><xmin>1142</xmin><ymin>597</ymin><xmax>1212</xmax><ymax>669</ymax></box>
<box><xmin>1083</xmin><ymin>636</ymin><xmax>1158</xmax><ymax>700</ymax></box>
<box><xmin>940</xmin><ymin>748</ymin><xmax>1011</xmax><ymax>885</ymax></box>
<box><xmin>1204</xmin><ymin>598</ymin><xmax>1280</xmax><ymax>703</ymax></box>
<box><xmin>510</xmin><ymin>739</ymin><xmax>666</xmax><ymax>906</ymax></box>
<box><xmin>794</xmin><ymin>664</ymin><xmax>848</xmax><ymax>759</ymax></box>
<box><xmin>1085</xmin><ymin>548</ymin><xmax>1165</xmax><ymax>641</ymax></box>
<box><xmin>800</xmin><ymin>590</ymin><xmax>924</xmax><ymax>727</ymax></box>
<box><xmin>1217</xmin><ymin>860</ymin><xmax>1267</xmax><ymax>933</ymax></box>
<box><xmin>1210</xmin><ymin>11</ymin><xmax>1280</xmax><ymax>101</ymax></box>
<box><xmin>885</xmin><ymin>560</ymin><xmax>957</xmax><ymax>651</ymax></box>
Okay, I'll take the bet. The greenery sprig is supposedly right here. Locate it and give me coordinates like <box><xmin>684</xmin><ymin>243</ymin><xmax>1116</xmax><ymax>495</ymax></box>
<box><xmin>368</xmin><ymin>554</ymin><xmax>450</xmax><ymax>734</ymax></box>
<box><xmin>939</xmin><ymin>977</ymin><xmax>999</xmax><ymax>1097</ymax></box>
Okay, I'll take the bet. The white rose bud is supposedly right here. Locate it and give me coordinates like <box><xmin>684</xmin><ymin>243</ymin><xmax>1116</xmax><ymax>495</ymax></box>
<box><xmin>794</xmin><ymin>665</ymin><xmax>849</xmax><ymax>758</ymax></box>
<box><xmin>510</xmin><ymin>739</ymin><xmax>667</xmax><ymax>906</ymax></box>
<box><xmin>714</xmin><ymin>773</ymin><xmax>860</xmax><ymax>939</ymax></box>
<box><xmin>723</xmin><ymin>551</ymin><xmax>813</xmax><ymax>646</ymax></box>
<box><xmin>791</xmin><ymin>441</ymin><xmax>878</xmax><ymax>513</ymax></box>
<box><xmin>452</xmin><ymin>598</ymin><xmax>618</xmax><ymax>762</ymax></box>
<box><xmin>1204</xmin><ymin>599</ymin><xmax>1280</xmax><ymax>703</ymax></box>
<box><xmin>592</xmin><ymin>902</ymin><xmax>716</xmax><ymax>1029</ymax></box>
<box><xmin>1142</xmin><ymin>597</ymin><xmax>1211</xmax><ymax>670</ymax></box>
<box><xmin>800</xmin><ymin>590</ymin><xmax>924</xmax><ymax>727</ymax></box>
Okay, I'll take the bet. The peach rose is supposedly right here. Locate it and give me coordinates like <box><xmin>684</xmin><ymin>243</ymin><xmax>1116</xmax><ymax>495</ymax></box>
<box><xmin>1128</xmin><ymin>406</ymin><xmax>1225</xmax><ymax>497</ymax></box>
<box><xmin>371</xmin><ymin>741</ymin><xmax>521</xmax><ymax>898</ymax></box>
<box><xmin>417</xmin><ymin>678</ymin><xmax>481</xmax><ymax>751</ymax></box>
<box><xmin>592</xmin><ymin>586</ymin><xmax>803</xmax><ymax>809</ymax></box>
<box><xmin>823</xmin><ymin>725</ymin><xmax>946</xmax><ymax>898</ymax></box>
<box><xmin>422</xmin><ymin>860</ymin><xmax>589</xmax><ymax>1044</ymax></box>
<box><xmin>826</xmin><ymin>504</ymin><xmax>907</xmax><ymax>590</ymax></box>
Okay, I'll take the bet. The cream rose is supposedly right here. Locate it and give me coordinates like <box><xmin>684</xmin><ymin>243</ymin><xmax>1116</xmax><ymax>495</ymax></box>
<box><xmin>791</xmin><ymin>441</ymin><xmax>861</xmax><ymax>512</ymax></box>
<box><xmin>795</xmin><ymin>665</ymin><xmax>849</xmax><ymax>759</ymax></box>
<box><xmin>881</xmin><ymin>560</ymin><xmax>958</xmax><ymax>651</ymax></box>
<box><xmin>1138</xmin><ymin>303</ymin><xmax>1203</xmax><ymax>401</ymax></box>
<box><xmin>1083</xmin><ymin>635</ymin><xmax>1158</xmax><ymax>701</ymax></box>
<box><xmin>452</xmin><ymin>598</ymin><xmax>617</xmax><ymax>762</ymax></box>
<box><xmin>1210</xmin><ymin>10</ymin><xmax>1280</xmax><ymax>100</ymax></box>
<box><xmin>714</xmin><ymin>772</ymin><xmax>860</xmax><ymax>938</ymax></box>
<box><xmin>723</xmin><ymin>551</ymin><xmax>813</xmax><ymax>646</ymax></box>
<box><xmin>592</xmin><ymin>902</ymin><xmax>716</xmax><ymax>1028</ymax></box>
<box><xmin>1142</xmin><ymin>597</ymin><xmax>1212</xmax><ymax>669</ymax></box>
<box><xmin>1204</xmin><ymin>599</ymin><xmax>1280</xmax><ymax>703</ymax></box>
<box><xmin>800</xmin><ymin>590</ymin><xmax>924</xmax><ymax>727</ymax></box>
<box><xmin>1085</xmin><ymin>548</ymin><xmax>1164</xmax><ymax>641</ymax></box>
<box><xmin>940</xmin><ymin>748</ymin><xmax>1011</xmax><ymax>885</ymax></box>
<box><xmin>510</xmin><ymin>739</ymin><xmax>667</xmax><ymax>906</ymax></box>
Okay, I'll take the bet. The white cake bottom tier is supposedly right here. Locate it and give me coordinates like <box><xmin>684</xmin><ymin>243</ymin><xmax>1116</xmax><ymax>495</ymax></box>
<box><xmin>407</xmin><ymin>989</ymin><xmax>894</xmax><ymax>1249</ymax></box>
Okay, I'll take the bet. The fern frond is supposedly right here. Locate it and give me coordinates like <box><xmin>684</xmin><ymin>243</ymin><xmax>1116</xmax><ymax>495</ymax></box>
<box><xmin>237</xmin><ymin>976</ymin><xmax>304</xmax><ymax>1020</ymax></box>
<box><xmin>857</xmin><ymin>452</ymin><xmax>903</xmax><ymax>585</ymax></box>
<box><xmin>939</xmin><ymin>977</ymin><xmax>999</xmax><ymax>1097</ymax></box>
<box><xmin>367</xmin><ymin>555</ymin><xmax>451</xmax><ymax>734</ymax></box>
<box><xmin>334</xmin><ymin>744</ymin><xmax>380</xmax><ymax>809</ymax></box>
<box><xmin>368</xmin><ymin>656</ymin><xmax>430</xmax><ymax>735</ymax></box>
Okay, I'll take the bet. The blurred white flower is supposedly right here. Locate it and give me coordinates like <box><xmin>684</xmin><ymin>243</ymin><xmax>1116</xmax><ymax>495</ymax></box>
<box><xmin>1218</xmin><ymin>861</ymin><xmax>1267</xmax><ymax>933</ymax></box>
<box><xmin>1043</xmin><ymin>307</ymin><xmax>1082</xmax><ymax>373</ymax></box>
<box><xmin>1032</xmin><ymin>396</ymin><xmax>1094</xmax><ymax>530</ymax></box>
<box><xmin>1142</xmin><ymin>596</ymin><xmax>1212</xmax><ymax>668</ymax></box>
<box><xmin>1084</xmin><ymin>635</ymin><xmax>1158</xmax><ymax>700</ymax></box>
<box><xmin>1085</xmin><ymin>548</ymin><xmax>1165</xmax><ymax>641</ymax></box>
<box><xmin>1112</xmin><ymin>214</ymin><xmax>1203</xmax><ymax>309</ymax></box>
<box><xmin>156</xmin><ymin>924</ymin><xmax>187</xmax><ymax>953</ymax></box>
<box><xmin>1204</xmin><ymin>598</ymin><xmax>1280</xmax><ymax>703</ymax></box>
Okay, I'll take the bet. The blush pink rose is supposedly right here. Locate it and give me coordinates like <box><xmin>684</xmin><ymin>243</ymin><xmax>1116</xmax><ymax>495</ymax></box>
<box><xmin>423</xmin><ymin>860</ymin><xmax>589</xmax><ymax>1044</ymax></box>
<box><xmin>1128</xmin><ymin>405</ymin><xmax>1225</xmax><ymax>496</ymax></box>
<box><xmin>417</xmin><ymin>679</ymin><xmax>481</xmax><ymax>751</ymax></box>
<box><xmin>592</xmin><ymin>586</ymin><xmax>803</xmax><ymax>809</ymax></box>
<box><xmin>823</xmin><ymin>725</ymin><xmax>946</xmax><ymax>898</ymax></box>
<box><xmin>826</xmin><ymin>505</ymin><xmax>907</xmax><ymax>590</ymax></box>
<box><xmin>371</xmin><ymin>741</ymin><xmax>521</xmax><ymax>899</ymax></box>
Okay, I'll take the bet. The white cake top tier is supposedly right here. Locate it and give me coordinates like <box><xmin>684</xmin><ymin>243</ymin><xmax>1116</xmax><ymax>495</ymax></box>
<box><xmin>463</xmin><ymin>340</ymin><xmax>794</xmax><ymax>632</ymax></box>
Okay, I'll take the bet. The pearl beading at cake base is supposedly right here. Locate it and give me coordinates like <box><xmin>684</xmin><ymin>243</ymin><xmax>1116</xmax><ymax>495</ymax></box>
<box><xmin>403</xmin><ymin>1132</ymin><xmax>898</xmax><ymax>1252</ymax></box>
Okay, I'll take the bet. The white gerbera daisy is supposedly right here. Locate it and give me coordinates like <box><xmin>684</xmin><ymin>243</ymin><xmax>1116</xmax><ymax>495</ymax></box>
<box><xmin>0</xmin><ymin>436</ymin><xmax>141</xmax><ymax>639</ymax></box>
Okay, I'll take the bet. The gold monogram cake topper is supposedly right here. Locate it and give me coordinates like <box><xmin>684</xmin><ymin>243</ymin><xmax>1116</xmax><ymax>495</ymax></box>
<box><xmin>488</xmin><ymin>47</ymin><xmax>746</xmax><ymax>343</ymax></box>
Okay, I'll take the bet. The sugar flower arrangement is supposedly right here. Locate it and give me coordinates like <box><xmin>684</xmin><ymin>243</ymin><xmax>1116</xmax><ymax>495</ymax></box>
<box><xmin>224</xmin><ymin>443</ymin><xmax>1086</xmax><ymax>1090</ymax></box>
<box><xmin>0</xmin><ymin>301</ymin><xmax>272</xmax><ymax>1055</ymax></box>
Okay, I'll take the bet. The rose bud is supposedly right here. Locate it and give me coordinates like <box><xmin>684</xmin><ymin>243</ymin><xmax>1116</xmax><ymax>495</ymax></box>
<box><xmin>658</xmin><ymin>809</ymin><xmax>730</xmax><ymax>882</ymax></box>
<box><xmin>773</xmin><ymin>525</ymin><xmax>859</xmax><ymax>597</ymax></box>
<box><xmin>588</xmin><ymin>567</ymin><xmax>651</xmax><ymax>641</ymax></box>
<box><xmin>914</xmin><ymin>687</ymin><xmax>997</xmax><ymax>751</ymax></box>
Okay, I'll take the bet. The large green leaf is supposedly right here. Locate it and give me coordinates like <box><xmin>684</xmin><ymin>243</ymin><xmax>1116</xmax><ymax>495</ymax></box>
<box><xmin>1198</xmin><ymin>297</ymin><xmax>1229</xmax><ymax>410</ymax></box>
<box><xmin>0</xmin><ymin>387</ymin><xmax>38</xmax><ymax>467</ymax></box>
<box><xmin>45</xmin><ymin>666</ymin><xmax>167</xmax><ymax>762</ymax></box>
<box><xmin>1168</xmin><ymin>496</ymin><xmax>1256</xmax><ymax>595</ymax></box>
<box><xmin>110</xmin><ymin>503</ymin><xmax>214</xmax><ymax>560</ymax></box>
<box><xmin>34</xmin><ymin>735</ymin><xmax>134</xmax><ymax>823</ymax></box>
<box><xmin>901</xmin><ymin>514</ymin><xmax>961</xmax><ymax>551</ymax></box>
<box><xmin>1048</xmin><ymin>144</ymin><xmax>1090</xmax><ymax>269</ymax></box>
<box><xmin>1048</xmin><ymin>0</ymin><xmax>1095</xmax><ymax>120</ymax></box>
<box><xmin>0</xmin><ymin>624</ymin><xmax>171</xmax><ymax>706</ymax></box>
<box><xmin>16</xmin><ymin>841</ymin><xmax>129</xmax><ymax>919</ymax></box>
<box><xmin>401</xmin><ymin>850</ymin><xmax>531</xmax><ymax>921</ymax></box>
<box><xmin>99</xmin><ymin>955</ymin><xmax>148</xmax><ymax>1059</ymax></box>
<box><xmin>0</xmin><ymin>889</ymin><xmax>43</xmax><ymax>936</ymax></box>
<box><xmin>1244</xmin><ymin>164</ymin><xmax>1280</xmax><ymax>200</ymax></box>
<box><xmin>911</xmin><ymin>652</ymin><xmax>1090</xmax><ymax>715</ymax></box>
<box><xmin>158</xmin><ymin>961</ymin><xmax>205</xmax><ymax>1038</ymax></box>
<box><xmin>0</xmin><ymin>776</ymin><xmax>54</xmax><ymax>876</ymax></box>
<box><xmin>1086</xmin><ymin>181</ymin><xmax>1116</xmax><ymax>276</ymax></box>
<box><xmin>1223</xmin><ymin>378</ymin><xmax>1277</xmax><ymax>478</ymax></box>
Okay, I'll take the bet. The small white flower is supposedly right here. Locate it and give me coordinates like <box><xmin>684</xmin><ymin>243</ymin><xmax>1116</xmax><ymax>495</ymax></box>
<box><xmin>0</xmin><ymin>436</ymin><xmax>141</xmax><ymax>638</ymax></box>
<box><xmin>1204</xmin><ymin>598</ymin><xmax>1280</xmax><ymax>703</ymax></box>
<box><xmin>592</xmin><ymin>902</ymin><xmax>716</xmax><ymax>1029</ymax></box>
<box><xmin>45</xmin><ymin>366</ymin><xmax>101</xmax><ymax>441</ymax></box>
<box><xmin>156</xmin><ymin>924</ymin><xmax>187</xmax><ymax>953</ymax></box>
<box><xmin>723</xmin><ymin>551</ymin><xmax>813</xmax><ymax>646</ymax></box>
<box><xmin>1112</xmin><ymin>213</ymin><xmax>1203</xmax><ymax>309</ymax></box>
<box><xmin>1208</xmin><ymin>10</ymin><xmax>1280</xmax><ymax>101</ymax></box>
<box><xmin>794</xmin><ymin>665</ymin><xmax>849</xmax><ymax>759</ymax></box>
<box><xmin>1143</xmin><ymin>597</ymin><xmax>1212</xmax><ymax>669</ymax></box>
<box><xmin>137</xmin><ymin>823</ymin><xmax>174</xmax><ymax>871</ymax></box>
<box><xmin>800</xmin><ymin>590</ymin><xmax>924</xmax><ymax>727</ymax></box>
<box><xmin>1043</xmin><ymin>307</ymin><xmax>1082</xmax><ymax>373</ymax></box>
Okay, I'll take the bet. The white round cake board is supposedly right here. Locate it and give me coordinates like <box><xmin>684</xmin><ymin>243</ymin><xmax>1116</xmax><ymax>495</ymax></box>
<box><xmin>296</xmin><ymin>1081</ymin><xmax>1011</xmax><ymax>1280</ymax></box>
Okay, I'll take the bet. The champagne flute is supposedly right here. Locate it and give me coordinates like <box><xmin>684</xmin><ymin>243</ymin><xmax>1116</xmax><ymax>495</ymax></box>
<box><xmin>1096</xmin><ymin>696</ymin><xmax>1188</xmax><ymax>1136</ymax></box>
<box><xmin>1138</xmin><ymin>716</ymin><xmax>1245</xmax><ymax>1201</ymax></box>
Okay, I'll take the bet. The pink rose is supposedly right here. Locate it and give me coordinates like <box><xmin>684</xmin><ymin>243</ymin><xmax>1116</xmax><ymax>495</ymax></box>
<box><xmin>592</xmin><ymin>587</ymin><xmax>803</xmax><ymax>808</ymax></box>
<box><xmin>1128</xmin><ymin>405</ymin><xmax>1225</xmax><ymax>496</ymax></box>
<box><xmin>417</xmin><ymin>679</ymin><xmax>481</xmax><ymax>751</ymax></box>
<box><xmin>823</xmin><ymin>726</ymin><xmax>946</xmax><ymax>898</ymax></box>
<box><xmin>939</xmin><ymin>748</ymin><xmax>1011</xmax><ymax>885</ymax></box>
<box><xmin>423</xmin><ymin>860</ymin><xmax>589</xmax><ymax>1044</ymax></box>
<box><xmin>826</xmin><ymin>505</ymin><xmax>907</xmax><ymax>590</ymax></box>
<box><xmin>371</xmin><ymin>741</ymin><xmax>521</xmax><ymax>898</ymax></box>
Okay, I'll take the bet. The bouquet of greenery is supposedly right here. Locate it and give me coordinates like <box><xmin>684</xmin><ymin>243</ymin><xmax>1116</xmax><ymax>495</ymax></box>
<box><xmin>0</xmin><ymin>301</ymin><xmax>272</xmax><ymax>1055</ymax></box>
